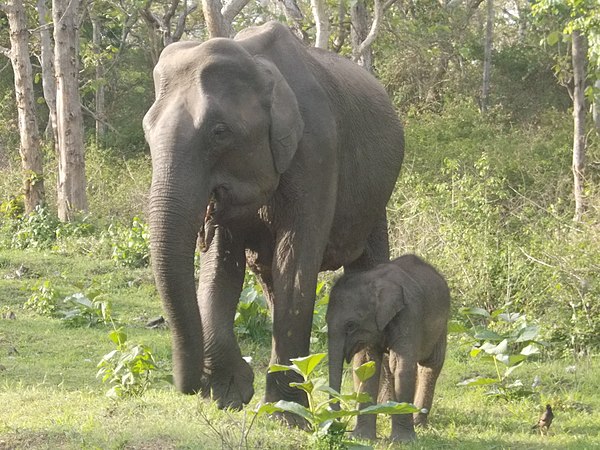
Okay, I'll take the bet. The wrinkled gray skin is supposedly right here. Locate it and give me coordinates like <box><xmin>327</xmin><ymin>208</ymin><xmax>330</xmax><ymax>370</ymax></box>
<box><xmin>327</xmin><ymin>254</ymin><xmax>450</xmax><ymax>442</ymax></box>
<box><xmin>143</xmin><ymin>21</ymin><xmax>404</xmax><ymax>410</ymax></box>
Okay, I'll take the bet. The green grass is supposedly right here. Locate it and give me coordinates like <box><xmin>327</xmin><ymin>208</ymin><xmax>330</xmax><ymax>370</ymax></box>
<box><xmin>1</xmin><ymin>249</ymin><xmax>599</xmax><ymax>449</ymax></box>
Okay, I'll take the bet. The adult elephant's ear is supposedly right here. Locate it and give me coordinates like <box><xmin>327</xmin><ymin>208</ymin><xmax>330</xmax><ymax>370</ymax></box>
<box><xmin>374</xmin><ymin>279</ymin><xmax>406</xmax><ymax>332</ymax></box>
<box><xmin>255</xmin><ymin>57</ymin><xmax>304</xmax><ymax>174</ymax></box>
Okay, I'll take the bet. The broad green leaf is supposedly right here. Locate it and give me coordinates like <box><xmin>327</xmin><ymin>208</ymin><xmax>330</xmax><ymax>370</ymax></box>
<box><xmin>472</xmin><ymin>327</ymin><xmax>503</xmax><ymax>341</ymax></box>
<box><xmin>515</xmin><ymin>325</ymin><xmax>540</xmax><ymax>343</ymax></box>
<box><xmin>457</xmin><ymin>377</ymin><xmax>498</xmax><ymax>386</ymax></box>
<box><xmin>254</xmin><ymin>402</ymin><xmax>284</xmax><ymax>416</ymax></box>
<box><xmin>498</xmin><ymin>312</ymin><xmax>522</xmax><ymax>323</ymax></box>
<box><xmin>359</xmin><ymin>401</ymin><xmax>419</xmax><ymax>415</ymax></box>
<box><xmin>504</xmin><ymin>362</ymin><xmax>524</xmax><ymax>378</ymax></box>
<box><xmin>316</xmin><ymin>408</ymin><xmax>361</xmax><ymax>422</ymax></box>
<box><xmin>470</xmin><ymin>347</ymin><xmax>482</xmax><ymax>358</ymax></box>
<box><xmin>272</xmin><ymin>400</ymin><xmax>314</xmax><ymax>423</ymax></box>
<box><xmin>496</xmin><ymin>354</ymin><xmax>526</xmax><ymax>367</ymax></box>
<box><xmin>482</xmin><ymin>339</ymin><xmax>508</xmax><ymax>355</ymax></box>
<box><xmin>109</xmin><ymin>329</ymin><xmax>127</xmax><ymax>346</ymax></box>
<box><xmin>520</xmin><ymin>344</ymin><xmax>540</xmax><ymax>356</ymax></box>
<box><xmin>315</xmin><ymin>385</ymin><xmax>372</xmax><ymax>404</ymax></box>
<box><xmin>290</xmin><ymin>353</ymin><xmax>326</xmax><ymax>377</ymax></box>
<box><xmin>448</xmin><ymin>320</ymin><xmax>469</xmax><ymax>333</ymax></box>
<box><xmin>354</xmin><ymin>361</ymin><xmax>376</xmax><ymax>382</ymax></box>
<box><xmin>459</xmin><ymin>307</ymin><xmax>490</xmax><ymax>318</ymax></box>
<box><xmin>547</xmin><ymin>30</ymin><xmax>561</xmax><ymax>46</ymax></box>
<box><xmin>268</xmin><ymin>363</ymin><xmax>301</xmax><ymax>376</ymax></box>
<box><xmin>289</xmin><ymin>380</ymin><xmax>314</xmax><ymax>395</ymax></box>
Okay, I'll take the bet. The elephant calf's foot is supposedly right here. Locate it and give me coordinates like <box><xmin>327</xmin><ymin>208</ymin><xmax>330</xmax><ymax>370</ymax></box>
<box><xmin>204</xmin><ymin>358</ymin><xmax>254</xmax><ymax>410</ymax></box>
<box><xmin>414</xmin><ymin>411</ymin><xmax>429</xmax><ymax>427</ymax></box>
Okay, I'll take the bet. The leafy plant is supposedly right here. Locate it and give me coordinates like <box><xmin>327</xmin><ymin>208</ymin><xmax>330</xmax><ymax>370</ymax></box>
<box><xmin>58</xmin><ymin>290</ymin><xmax>113</xmax><ymax>328</ymax></box>
<box><xmin>11</xmin><ymin>205</ymin><xmax>61</xmax><ymax>249</ymax></box>
<box><xmin>235</xmin><ymin>275</ymin><xmax>271</xmax><ymax>341</ymax></box>
<box><xmin>109</xmin><ymin>216</ymin><xmax>150</xmax><ymax>268</ymax></box>
<box><xmin>96</xmin><ymin>327</ymin><xmax>160</xmax><ymax>398</ymax></box>
<box><xmin>453</xmin><ymin>305</ymin><xmax>542</xmax><ymax>400</ymax></box>
<box><xmin>311</xmin><ymin>280</ymin><xmax>330</xmax><ymax>348</ymax></box>
<box><xmin>255</xmin><ymin>353</ymin><xmax>418</xmax><ymax>448</ymax></box>
<box><xmin>24</xmin><ymin>280</ymin><xmax>60</xmax><ymax>316</ymax></box>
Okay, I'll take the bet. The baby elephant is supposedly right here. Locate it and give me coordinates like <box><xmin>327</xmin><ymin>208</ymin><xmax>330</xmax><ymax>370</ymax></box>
<box><xmin>327</xmin><ymin>254</ymin><xmax>450</xmax><ymax>442</ymax></box>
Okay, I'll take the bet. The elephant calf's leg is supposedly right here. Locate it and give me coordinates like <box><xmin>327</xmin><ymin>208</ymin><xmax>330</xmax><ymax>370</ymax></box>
<box><xmin>389</xmin><ymin>352</ymin><xmax>417</xmax><ymax>442</ymax></box>
<box><xmin>352</xmin><ymin>348</ymin><xmax>382</xmax><ymax>441</ymax></box>
<box><xmin>413</xmin><ymin>334</ymin><xmax>447</xmax><ymax>427</ymax></box>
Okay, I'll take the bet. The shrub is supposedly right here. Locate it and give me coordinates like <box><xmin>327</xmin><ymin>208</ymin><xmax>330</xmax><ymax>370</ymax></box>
<box><xmin>24</xmin><ymin>280</ymin><xmax>60</xmax><ymax>316</ymax></box>
<box><xmin>109</xmin><ymin>216</ymin><xmax>150</xmax><ymax>268</ymax></box>
<box><xmin>97</xmin><ymin>328</ymin><xmax>160</xmax><ymax>398</ymax></box>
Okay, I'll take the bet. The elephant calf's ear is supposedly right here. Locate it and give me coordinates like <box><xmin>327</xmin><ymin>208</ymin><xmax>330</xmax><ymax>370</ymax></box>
<box><xmin>374</xmin><ymin>281</ymin><xmax>406</xmax><ymax>332</ymax></box>
<box><xmin>254</xmin><ymin>57</ymin><xmax>304</xmax><ymax>174</ymax></box>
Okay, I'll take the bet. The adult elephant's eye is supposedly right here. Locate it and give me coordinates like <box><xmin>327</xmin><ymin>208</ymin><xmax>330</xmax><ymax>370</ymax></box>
<box><xmin>212</xmin><ymin>123</ymin><xmax>230</xmax><ymax>138</ymax></box>
<box><xmin>345</xmin><ymin>322</ymin><xmax>359</xmax><ymax>334</ymax></box>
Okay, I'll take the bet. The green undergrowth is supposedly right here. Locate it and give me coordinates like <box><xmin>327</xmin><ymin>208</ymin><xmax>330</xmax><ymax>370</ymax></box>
<box><xmin>1</xmin><ymin>99</ymin><xmax>599</xmax><ymax>447</ymax></box>
<box><xmin>1</xmin><ymin>249</ymin><xmax>600</xmax><ymax>449</ymax></box>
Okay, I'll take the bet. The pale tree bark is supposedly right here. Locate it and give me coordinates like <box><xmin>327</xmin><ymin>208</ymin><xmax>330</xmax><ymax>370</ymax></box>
<box><xmin>332</xmin><ymin>0</ymin><xmax>347</xmax><ymax>53</ymax></box>
<box><xmin>351</xmin><ymin>0</ymin><xmax>373</xmax><ymax>71</ymax></box>
<box><xmin>480</xmin><ymin>0</ymin><xmax>494</xmax><ymax>113</ymax></box>
<box><xmin>571</xmin><ymin>30</ymin><xmax>587</xmax><ymax>222</ymax></box>
<box><xmin>275</xmin><ymin>0</ymin><xmax>309</xmax><ymax>43</ymax></box>
<box><xmin>36</xmin><ymin>0</ymin><xmax>58</xmax><ymax>146</ymax></box>
<box><xmin>141</xmin><ymin>0</ymin><xmax>198</xmax><ymax>64</ymax></box>
<box><xmin>202</xmin><ymin>0</ymin><xmax>230</xmax><ymax>37</ymax></box>
<box><xmin>311</xmin><ymin>0</ymin><xmax>329</xmax><ymax>49</ymax></box>
<box><xmin>351</xmin><ymin>0</ymin><xmax>397</xmax><ymax>72</ymax></box>
<box><xmin>593</xmin><ymin>78</ymin><xmax>600</xmax><ymax>133</ymax></box>
<box><xmin>2</xmin><ymin>0</ymin><xmax>46</xmax><ymax>213</ymax></box>
<box><xmin>91</xmin><ymin>11</ymin><xmax>106</xmax><ymax>145</ymax></box>
<box><xmin>53</xmin><ymin>0</ymin><xmax>88</xmax><ymax>221</ymax></box>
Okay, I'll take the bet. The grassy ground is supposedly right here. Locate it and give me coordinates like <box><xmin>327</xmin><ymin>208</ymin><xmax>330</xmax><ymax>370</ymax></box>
<box><xmin>1</xmin><ymin>249</ymin><xmax>599</xmax><ymax>449</ymax></box>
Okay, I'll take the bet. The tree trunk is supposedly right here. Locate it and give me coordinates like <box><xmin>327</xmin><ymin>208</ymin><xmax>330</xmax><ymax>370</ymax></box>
<box><xmin>3</xmin><ymin>0</ymin><xmax>46</xmax><ymax>213</ymax></box>
<box><xmin>276</xmin><ymin>0</ymin><xmax>309</xmax><ymax>43</ymax></box>
<box><xmin>53</xmin><ymin>0</ymin><xmax>88</xmax><ymax>221</ymax></box>
<box><xmin>36</xmin><ymin>0</ymin><xmax>58</xmax><ymax>147</ymax></box>
<box><xmin>480</xmin><ymin>0</ymin><xmax>494</xmax><ymax>113</ymax></box>
<box><xmin>92</xmin><ymin>12</ymin><xmax>106</xmax><ymax>146</ymax></box>
<box><xmin>571</xmin><ymin>30</ymin><xmax>586</xmax><ymax>222</ymax></box>
<box><xmin>332</xmin><ymin>0</ymin><xmax>347</xmax><ymax>53</ymax></box>
<box><xmin>202</xmin><ymin>0</ymin><xmax>230</xmax><ymax>38</ymax></box>
<box><xmin>311</xmin><ymin>0</ymin><xmax>329</xmax><ymax>49</ymax></box>
<box><xmin>351</xmin><ymin>0</ymin><xmax>372</xmax><ymax>71</ymax></box>
<box><xmin>593</xmin><ymin>78</ymin><xmax>600</xmax><ymax>134</ymax></box>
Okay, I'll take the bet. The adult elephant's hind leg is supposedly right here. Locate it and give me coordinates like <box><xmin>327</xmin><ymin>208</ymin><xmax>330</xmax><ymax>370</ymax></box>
<box><xmin>198</xmin><ymin>227</ymin><xmax>254</xmax><ymax>410</ymax></box>
<box><xmin>344</xmin><ymin>212</ymin><xmax>390</xmax><ymax>274</ymax></box>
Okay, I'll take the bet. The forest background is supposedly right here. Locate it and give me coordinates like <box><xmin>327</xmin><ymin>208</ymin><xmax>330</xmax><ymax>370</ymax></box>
<box><xmin>0</xmin><ymin>0</ymin><xmax>599</xmax><ymax>448</ymax></box>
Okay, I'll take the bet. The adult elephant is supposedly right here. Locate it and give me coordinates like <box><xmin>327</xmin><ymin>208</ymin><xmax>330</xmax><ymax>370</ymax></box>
<box><xmin>143</xmin><ymin>21</ymin><xmax>404</xmax><ymax>410</ymax></box>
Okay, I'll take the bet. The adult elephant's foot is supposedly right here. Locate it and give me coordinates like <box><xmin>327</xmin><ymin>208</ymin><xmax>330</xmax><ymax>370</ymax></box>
<box><xmin>351</xmin><ymin>427</ymin><xmax>376</xmax><ymax>441</ymax></box>
<box><xmin>352</xmin><ymin>415</ymin><xmax>376</xmax><ymax>441</ymax></box>
<box><xmin>203</xmin><ymin>357</ymin><xmax>254</xmax><ymax>410</ymax></box>
<box><xmin>264</xmin><ymin>370</ymin><xmax>308</xmax><ymax>406</ymax></box>
<box><xmin>390</xmin><ymin>429</ymin><xmax>417</xmax><ymax>443</ymax></box>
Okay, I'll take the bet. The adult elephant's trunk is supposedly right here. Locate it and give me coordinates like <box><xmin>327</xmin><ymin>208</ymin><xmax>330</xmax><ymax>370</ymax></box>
<box><xmin>149</xmin><ymin>170</ymin><xmax>207</xmax><ymax>394</ymax></box>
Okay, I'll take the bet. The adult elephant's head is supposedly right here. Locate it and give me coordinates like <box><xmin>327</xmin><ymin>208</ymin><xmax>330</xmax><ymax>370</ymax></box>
<box><xmin>142</xmin><ymin>38</ymin><xmax>304</xmax><ymax>394</ymax></box>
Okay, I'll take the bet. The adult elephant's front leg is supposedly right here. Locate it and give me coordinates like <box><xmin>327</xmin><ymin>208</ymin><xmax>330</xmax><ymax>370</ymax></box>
<box><xmin>264</xmin><ymin>239</ymin><xmax>321</xmax><ymax>406</ymax></box>
<box><xmin>198</xmin><ymin>227</ymin><xmax>253</xmax><ymax>410</ymax></box>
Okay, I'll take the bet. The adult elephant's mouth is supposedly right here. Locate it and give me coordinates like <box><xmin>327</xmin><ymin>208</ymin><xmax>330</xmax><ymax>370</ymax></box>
<box><xmin>199</xmin><ymin>194</ymin><xmax>217</xmax><ymax>253</ymax></box>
